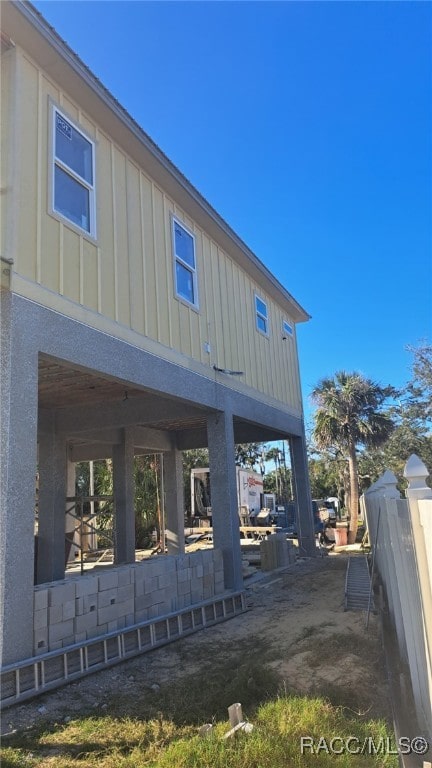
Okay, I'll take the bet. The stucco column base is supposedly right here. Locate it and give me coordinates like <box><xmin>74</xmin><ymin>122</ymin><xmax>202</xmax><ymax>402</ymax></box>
<box><xmin>0</xmin><ymin>291</ymin><xmax>38</xmax><ymax>664</ymax></box>
<box><xmin>207</xmin><ymin>411</ymin><xmax>243</xmax><ymax>591</ymax></box>
<box><xmin>164</xmin><ymin>448</ymin><xmax>185</xmax><ymax>555</ymax></box>
<box><xmin>113</xmin><ymin>428</ymin><xmax>135</xmax><ymax>564</ymax></box>
<box><xmin>290</xmin><ymin>434</ymin><xmax>316</xmax><ymax>557</ymax></box>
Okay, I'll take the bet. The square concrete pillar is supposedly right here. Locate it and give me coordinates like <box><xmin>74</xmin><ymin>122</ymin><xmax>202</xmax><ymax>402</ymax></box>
<box><xmin>289</xmin><ymin>433</ymin><xmax>316</xmax><ymax>557</ymax></box>
<box><xmin>65</xmin><ymin>458</ymin><xmax>79</xmax><ymax>563</ymax></box>
<box><xmin>37</xmin><ymin>423</ymin><xmax>68</xmax><ymax>583</ymax></box>
<box><xmin>0</xmin><ymin>292</ymin><xmax>38</xmax><ymax>664</ymax></box>
<box><xmin>163</xmin><ymin>448</ymin><xmax>185</xmax><ymax>555</ymax></box>
<box><xmin>113</xmin><ymin>428</ymin><xmax>135</xmax><ymax>564</ymax></box>
<box><xmin>207</xmin><ymin>411</ymin><xmax>243</xmax><ymax>591</ymax></box>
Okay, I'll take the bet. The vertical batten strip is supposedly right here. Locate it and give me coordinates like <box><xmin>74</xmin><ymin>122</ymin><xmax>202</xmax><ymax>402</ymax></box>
<box><xmin>227</xmin><ymin>258</ymin><xmax>240</xmax><ymax>371</ymax></box>
<box><xmin>36</xmin><ymin>69</ymin><xmax>42</xmax><ymax>284</ymax></box>
<box><xmin>9</xmin><ymin>49</ymin><xmax>21</xmax><ymax>270</ymax></box>
<box><xmin>230</xmin><ymin>265</ymin><xmax>241</xmax><ymax>373</ymax></box>
<box><xmin>125</xmin><ymin>162</ymin><xmax>133</xmax><ymax>330</ymax></box>
<box><xmin>267</xmin><ymin>299</ymin><xmax>278</xmax><ymax>400</ymax></box>
<box><xmin>79</xmin><ymin>235</ymin><xmax>84</xmax><ymax>305</ymax></box>
<box><xmin>59</xmin><ymin>224</ymin><xmax>64</xmax><ymax>295</ymax></box>
<box><xmin>240</xmin><ymin>272</ymin><xmax>254</xmax><ymax>390</ymax></box>
<box><xmin>288</xmin><ymin>328</ymin><xmax>296</xmax><ymax>408</ymax></box>
<box><xmin>171</xmin><ymin>203</ymin><xmax>181</xmax><ymax>351</ymax></box>
<box><xmin>216</xmin><ymin>246</ymin><xmax>226</xmax><ymax>368</ymax></box>
<box><xmin>150</xmin><ymin>181</ymin><xmax>160</xmax><ymax>341</ymax></box>
<box><xmin>97</xmin><ymin>245</ymin><xmax>102</xmax><ymax>313</ymax></box>
<box><xmin>185</xmin><ymin>214</ymin><xmax>196</xmax><ymax>357</ymax></box>
<box><xmin>95</xmin><ymin>128</ymin><xmax>102</xmax><ymax>314</ymax></box>
<box><xmin>111</xmin><ymin>143</ymin><xmax>119</xmax><ymax>322</ymax></box>
<box><xmin>77</xmin><ymin>117</ymin><xmax>84</xmax><ymax>305</ymax></box>
<box><xmin>198</xmin><ymin>231</ymin><xmax>206</xmax><ymax>365</ymax></box>
<box><xmin>139</xmin><ymin>174</ymin><xmax>148</xmax><ymax>337</ymax></box>
<box><xmin>246</xmin><ymin>278</ymin><xmax>256</xmax><ymax>390</ymax></box>
<box><xmin>162</xmin><ymin>194</ymin><xmax>173</xmax><ymax>348</ymax></box>
<box><xmin>210</xmin><ymin>241</ymin><xmax>221</xmax><ymax>366</ymax></box>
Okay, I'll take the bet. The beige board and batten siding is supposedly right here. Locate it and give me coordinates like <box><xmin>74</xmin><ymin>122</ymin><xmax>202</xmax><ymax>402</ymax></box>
<box><xmin>7</xmin><ymin>46</ymin><xmax>302</xmax><ymax>413</ymax></box>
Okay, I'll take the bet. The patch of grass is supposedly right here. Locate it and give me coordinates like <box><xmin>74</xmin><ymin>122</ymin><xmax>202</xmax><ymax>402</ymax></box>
<box><xmin>1</xmin><ymin>694</ymin><xmax>398</xmax><ymax>768</ymax></box>
<box><xmin>156</xmin><ymin>695</ymin><xmax>397</xmax><ymax>768</ymax></box>
<box><xmin>0</xmin><ymin>748</ymin><xmax>35</xmax><ymax>768</ymax></box>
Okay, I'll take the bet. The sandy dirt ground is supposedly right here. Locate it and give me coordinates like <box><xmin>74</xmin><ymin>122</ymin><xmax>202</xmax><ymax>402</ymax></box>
<box><xmin>1</xmin><ymin>551</ymin><xmax>391</xmax><ymax>735</ymax></box>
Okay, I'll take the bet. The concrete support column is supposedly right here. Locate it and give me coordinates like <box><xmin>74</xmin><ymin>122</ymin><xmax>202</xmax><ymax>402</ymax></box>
<box><xmin>65</xmin><ymin>457</ymin><xmax>79</xmax><ymax>563</ymax></box>
<box><xmin>207</xmin><ymin>411</ymin><xmax>243</xmax><ymax>591</ymax></box>
<box><xmin>37</xmin><ymin>422</ymin><xmax>68</xmax><ymax>583</ymax></box>
<box><xmin>289</xmin><ymin>432</ymin><xmax>316</xmax><ymax>557</ymax></box>
<box><xmin>0</xmin><ymin>292</ymin><xmax>38</xmax><ymax>664</ymax></box>
<box><xmin>113</xmin><ymin>428</ymin><xmax>135</xmax><ymax>564</ymax></box>
<box><xmin>163</xmin><ymin>448</ymin><xmax>185</xmax><ymax>556</ymax></box>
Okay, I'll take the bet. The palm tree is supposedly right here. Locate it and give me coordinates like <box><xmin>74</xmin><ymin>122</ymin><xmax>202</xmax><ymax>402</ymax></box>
<box><xmin>311</xmin><ymin>371</ymin><xmax>394</xmax><ymax>543</ymax></box>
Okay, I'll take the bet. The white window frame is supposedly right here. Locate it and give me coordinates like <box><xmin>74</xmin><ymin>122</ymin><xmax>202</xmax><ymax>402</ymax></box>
<box><xmin>282</xmin><ymin>319</ymin><xmax>293</xmax><ymax>338</ymax></box>
<box><xmin>172</xmin><ymin>216</ymin><xmax>199</xmax><ymax>310</ymax></box>
<box><xmin>254</xmin><ymin>293</ymin><xmax>269</xmax><ymax>336</ymax></box>
<box><xmin>50</xmin><ymin>104</ymin><xmax>97</xmax><ymax>239</ymax></box>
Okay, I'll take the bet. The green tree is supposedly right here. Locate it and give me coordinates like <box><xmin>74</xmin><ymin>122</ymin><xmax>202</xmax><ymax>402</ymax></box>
<box><xmin>134</xmin><ymin>455</ymin><xmax>160</xmax><ymax>547</ymax></box>
<box><xmin>235</xmin><ymin>443</ymin><xmax>265</xmax><ymax>470</ymax></box>
<box><xmin>182</xmin><ymin>448</ymin><xmax>209</xmax><ymax>517</ymax></box>
<box><xmin>263</xmin><ymin>466</ymin><xmax>293</xmax><ymax>500</ymax></box>
<box><xmin>311</xmin><ymin>371</ymin><xmax>395</xmax><ymax>543</ymax></box>
<box><xmin>308</xmin><ymin>453</ymin><xmax>339</xmax><ymax>501</ymax></box>
<box><xmin>356</xmin><ymin>342</ymin><xmax>432</xmax><ymax>489</ymax></box>
<box><xmin>406</xmin><ymin>341</ymin><xmax>432</xmax><ymax>421</ymax></box>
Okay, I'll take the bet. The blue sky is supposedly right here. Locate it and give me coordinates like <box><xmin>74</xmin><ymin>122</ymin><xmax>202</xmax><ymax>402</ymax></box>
<box><xmin>33</xmin><ymin>0</ymin><xmax>431</xmax><ymax>427</ymax></box>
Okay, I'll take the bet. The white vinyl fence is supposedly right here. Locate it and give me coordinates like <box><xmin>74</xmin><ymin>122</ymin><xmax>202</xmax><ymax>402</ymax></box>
<box><xmin>361</xmin><ymin>455</ymin><xmax>432</xmax><ymax>741</ymax></box>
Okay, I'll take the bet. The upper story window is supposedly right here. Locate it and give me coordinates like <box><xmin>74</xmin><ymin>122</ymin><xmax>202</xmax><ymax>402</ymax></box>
<box><xmin>51</xmin><ymin>106</ymin><xmax>96</xmax><ymax>238</ymax></box>
<box><xmin>282</xmin><ymin>320</ymin><xmax>293</xmax><ymax>338</ymax></box>
<box><xmin>172</xmin><ymin>218</ymin><xmax>198</xmax><ymax>308</ymax></box>
<box><xmin>255</xmin><ymin>294</ymin><xmax>269</xmax><ymax>336</ymax></box>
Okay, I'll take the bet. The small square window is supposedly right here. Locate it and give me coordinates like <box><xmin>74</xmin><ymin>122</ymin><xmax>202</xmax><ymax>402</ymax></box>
<box><xmin>51</xmin><ymin>106</ymin><xmax>96</xmax><ymax>238</ymax></box>
<box><xmin>255</xmin><ymin>294</ymin><xmax>269</xmax><ymax>336</ymax></box>
<box><xmin>172</xmin><ymin>218</ymin><xmax>198</xmax><ymax>308</ymax></box>
<box><xmin>283</xmin><ymin>320</ymin><xmax>293</xmax><ymax>338</ymax></box>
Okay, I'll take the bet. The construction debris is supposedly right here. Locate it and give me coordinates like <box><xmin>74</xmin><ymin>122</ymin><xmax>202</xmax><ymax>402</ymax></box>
<box><xmin>224</xmin><ymin>702</ymin><xmax>254</xmax><ymax>739</ymax></box>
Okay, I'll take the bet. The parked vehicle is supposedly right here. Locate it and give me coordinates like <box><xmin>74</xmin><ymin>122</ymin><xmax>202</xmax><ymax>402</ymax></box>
<box><xmin>286</xmin><ymin>501</ymin><xmax>324</xmax><ymax>538</ymax></box>
<box><xmin>313</xmin><ymin>499</ymin><xmax>337</xmax><ymax>526</ymax></box>
<box><xmin>190</xmin><ymin>467</ymin><xmax>276</xmax><ymax>526</ymax></box>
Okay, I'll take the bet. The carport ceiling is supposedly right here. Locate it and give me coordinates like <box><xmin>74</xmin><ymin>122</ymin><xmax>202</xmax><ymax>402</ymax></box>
<box><xmin>38</xmin><ymin>358</ymin><xmax>149</xmax><ymax>409</ymax></box>
<box><xmin>37</xmin><ymin>357</ymin><xmax>287</xmax><ymax>443</ymax></box>
<box><xmin>38</xmin><ymin>357</ymin><xmax>209</xmax><ymax>431</ymax></box>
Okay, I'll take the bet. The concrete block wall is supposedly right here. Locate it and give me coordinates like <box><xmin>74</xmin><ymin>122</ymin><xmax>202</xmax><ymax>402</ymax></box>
<box><xmin>33</xmin><ymin>549</ymin><xmax>225</xmax><ymax>654</ymax></box>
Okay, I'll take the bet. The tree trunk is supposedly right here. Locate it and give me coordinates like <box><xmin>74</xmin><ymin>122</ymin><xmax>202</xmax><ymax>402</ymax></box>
<box><xmin>347</xmin><ymin>444</ymin><xmax>359</xmax><ymax>544</ymax></box>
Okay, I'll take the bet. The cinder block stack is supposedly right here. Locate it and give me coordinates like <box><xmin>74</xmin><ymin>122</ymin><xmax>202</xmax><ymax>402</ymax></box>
<box><xmin>33</xmin><ymin>548</ymin><xmax>226</xmax><ymax>654</ymax></box>
<box><xmin>260</xmin><ymin>534</ymin><xmax>296</xmax><ymax>571</ymax></box>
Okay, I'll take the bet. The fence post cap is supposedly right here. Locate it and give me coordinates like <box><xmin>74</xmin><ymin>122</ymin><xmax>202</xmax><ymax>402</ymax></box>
<box><xmin>381</xmin><ymin>469</ymin><xmax>398</xmax><ymax>485</ymax></box>
<box><xmin>381</xmin><ymin>469</ymin><xmax>400</xmax><ymax>497</ymax></box>
<box><xmin>404</xmin><ymin>454</ymin><xmax>429</xmax><ymax>488</ymax></box>
<box><xmin>404</xmin><ymin>454</ymin><xmax>432</xmax><ymax>499</ymax></box>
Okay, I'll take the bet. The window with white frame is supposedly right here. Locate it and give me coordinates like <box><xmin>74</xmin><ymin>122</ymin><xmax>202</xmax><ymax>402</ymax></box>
<box><xmin>51</xmin><ymin>107</ymin><xmax>96</xmax><ymax>237</ymax></box>
<box><xmin>172</xmin><ymin>218</ymin><xmax>198</xmax><ymax>308</ymax></box>
<box><xmin>255</xmin><ymin>294</ymin><xmax>269</xmax><ymax>335</ymax></box>
<box><xmin>282</xmin><ymin>319</ymin><xmax>293</xmax><ymax>338</ymax></box>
